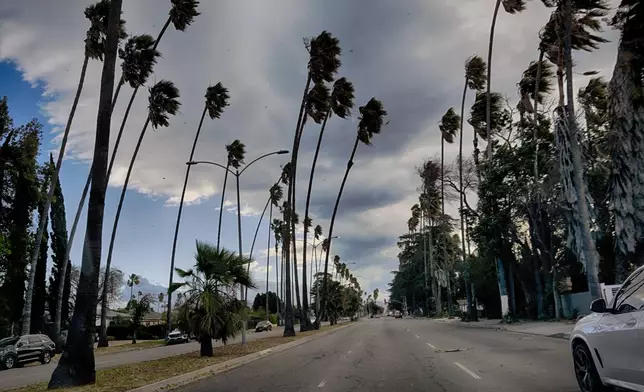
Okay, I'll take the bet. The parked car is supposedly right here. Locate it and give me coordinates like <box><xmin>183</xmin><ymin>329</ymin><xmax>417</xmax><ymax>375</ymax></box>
<box><xmin>394</xmin><ymin>310</ymin><xmax>402</xmax><ymax>319</ymax></box>
<box><xmin>255</xmin><ymin>321</ymin><xmax>273</xmax><ymax>332</ymax></box>
<box><xmin>165</xmin><ymin>331</ymin><xmax>189</xmax><ymax>345</ymax></box>
<box><xmin>0</xmin><ymin>334</ymin><xmax>56</xmax><ymax>370</ymax></box>
<box><xmin>569</xmin><ymin>265</ymin><xmax>644</xmax><ymax>392</ymax></box>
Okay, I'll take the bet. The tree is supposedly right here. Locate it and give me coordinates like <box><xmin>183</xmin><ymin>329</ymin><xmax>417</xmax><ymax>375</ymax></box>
<box><xmin>302</xmin><ymin>77</ymin><xmax>354</xmax><ymax>330</ymax></box>
<box><xmin>317</xmin><ymin>98</ymin><xmax>387</xmax><ymax>328</ymax></box>
<box><xmin>48</xmin><ymin>0</ymin><xmax>122</xmax><ymax>387</ymax></box>
<box><xmin>165</xmin><ymin>83</ymin><xmax>229</xmax><ymax>335</ymax></box>
<box><xmin>98</xmin><ymin>80</ymin><xmax>180</xmax><ymax>347</ymax></box>
<box><xmin>171</xmin><ymin>241</ymin><xmax>255</xmax><ymax>357</ymax></box>
<box><xmin>216</xmin><ymin>140</ymin><xmax>245</xmax><ymax>250</ymax></box>
<box><xmin>129</xmin><ymin>294</ymin><xmax>152</xmax><ymax>344</ymax></box>
<box><xmin>32</xmin><ymin>159</ymin><xmax>52</xmax><ymax>334</ymax></box>
<box><xmin>127</xmin><ymin>274</ymin><xmax>140</xmax><ymax>304</ymax></box>
<box><xmin>23</xmin><ymin>0</ymin><xmax>126</xmax><ymax>336</ymax></box>
<box><xmin>485</xmin><ymin>0</ymin><xmax>527</xmax><ymax>161</ymax></box>
<box><xmin>286</xmin><ymin>31</ymin><xmax>342</xmax><ymax>334</ymax></box>
<box><xmin>607</xmin><ymin>0</ymin><xmax>644</xmax><ymax>283</ymax></box>
<box><xmin>252</xmin><ymin>292</ymin><xmax>283</xmax><ymax>314</ymax></box>
<box><xmin>439</xmin><ymin>108</ymin><xmax>459</xmax><ymax>317</ymax></box>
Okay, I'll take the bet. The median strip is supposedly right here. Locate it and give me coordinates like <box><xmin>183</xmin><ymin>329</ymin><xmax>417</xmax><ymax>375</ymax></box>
<box><xmin>11</xmin><ymin>323</ymin><xmax>355</xmax><ymax>392</ymax></box>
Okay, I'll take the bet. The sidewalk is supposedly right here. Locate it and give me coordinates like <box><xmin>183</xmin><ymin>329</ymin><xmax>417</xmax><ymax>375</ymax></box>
<box><xmin>432</xmin><ymin>317</ymin><xmax>575</xmax><ymax>339</ymax></box>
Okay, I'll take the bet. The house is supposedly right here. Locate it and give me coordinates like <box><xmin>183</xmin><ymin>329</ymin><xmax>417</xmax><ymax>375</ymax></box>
<box><xmin>95</xmin><ymin>306</ymin><xmax>130</xmax><ymax>328</ymax></box>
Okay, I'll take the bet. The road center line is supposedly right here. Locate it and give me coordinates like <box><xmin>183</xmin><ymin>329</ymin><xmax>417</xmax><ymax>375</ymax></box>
<box><xmin>318</xmin><ymin>380</ymin><xmax>326</xmax><ymax>387</ymax></box>
<box><xmin>348</xmin><ymin>350</ymin><xmax>352</xmax><ymax>354</ymax></box>
<box><xmin>414</xmin><ymin>334</ymin><xmax>420</xmax><ymax>339</ymax></box>
<box><xmin>426</xmin><ymin>342</ymin><xmax>436</xmax><ymax>349</ymax></box>
<box><xmin>453</xmin><ymin>362</ymin><xmax>481</xmax><ymax>380</ymax></box>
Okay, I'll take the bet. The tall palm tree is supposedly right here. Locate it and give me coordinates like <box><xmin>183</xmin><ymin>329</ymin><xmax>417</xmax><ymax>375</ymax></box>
<box><xmin>157</xmin><ymin>293</ymin><xmax>165</xmax><ymax>312</ymax></box>
<box><xmin>302</xmin><ymin>78</ymin><xmax>354</xmax><ymax>323</ymax></box>
<box><xmin>485</xmin><ymin>0</ymin><xmax>527</xmax><ymax>161</ymax></box>
<box><xmin>216</xmin><ymin>140</ymin><xmax>246</xmax><ymax>250</ymax></box>
<box><xmin>271</xmin><ymin>218</ymin><xmax>284</xmax><ymax>322</ymax></box>
<box><xmin>22</xmin><ymin>0</ymin><xmax>126</xmax><ymax>336</ymax></box>
<box><xmin>100</xmin><ymin>80</ymin><xmax>181</xmax><ymax>344</ymax></box>
<box><xmin>171</xmin><ymin>241</ymin><xmax>255</xmax><ymax>357</ymax></box>
<box><xmin>127</xmin><ymin>273</ymin><xmax>140</xmax><ymax>304</ymax></box>
<box><xmin>47</xmin><ymin>0</ymin><xmax>123</xmax><ymax>387</ymax></box>
<box><xmin>166</xmin><ymin>83</ymin><xmax>230</xmax><ymax>333</ymax></box>
<box><xmin>439</xmin><ymin>108</ymin><xmax>459</xmax><ymax>317</ymax></box>
<box><xmin>608</xmin><ymin>0</ymin><xmax>644</xmax><ymax>283</ymax></box>
<box><xmin>459</xmin><ymin>56</ymin><xmax>485</xmax><ymax>321</ymax></box>
<box><xmin>63</xmin><ymin>34</ymin><xmax>161</xmax><ymax>336</ymax></box>
<box><xmin>311</xmin><ymin>224</ymin><xmax>323</xmax><ymax>306</ymax></box>
<box><xmin>286</xmin><ymin>31</ymin><xmax>342</xmax><ymax>334</ymax></box>
<box><xmin>317</xmin><ymin>98</ymin><xmax>387</xmax><ymax>328</ymax></box>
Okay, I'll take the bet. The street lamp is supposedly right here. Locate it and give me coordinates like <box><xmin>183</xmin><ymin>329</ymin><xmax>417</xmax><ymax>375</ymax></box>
<box><xmin>187</xmin><ymin>149</ymin><xmax>288</xmax><ymax>344</ymax></box>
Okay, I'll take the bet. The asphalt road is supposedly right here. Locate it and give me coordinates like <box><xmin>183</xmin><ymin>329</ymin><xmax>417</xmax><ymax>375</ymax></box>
<box><xmin>180</xmin><ymin>317</ymin><xmax>581</xmax><ymax>392</ymax></box>
<box><xmin>0</xmin><ymin>327</ymin><xmax>284</xmax><ymax>390</ymax></box>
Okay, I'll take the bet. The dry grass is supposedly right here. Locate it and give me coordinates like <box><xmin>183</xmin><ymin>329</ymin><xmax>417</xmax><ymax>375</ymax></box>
<box><xmin>14</xmin><ymin>324</ymin><xmax>346</xmax><ymax>392</ymax></box>
<box><xmin>94</xmin><ymin>340</ymin><xmax>166</xmax><ymax>356</ymax></box>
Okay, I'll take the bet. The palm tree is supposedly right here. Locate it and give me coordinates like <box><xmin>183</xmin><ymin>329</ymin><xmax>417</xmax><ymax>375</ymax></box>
<box><xmin>157</xmin><ymin>293</ymin><xmax>165</xmax><ymax>312</ymax></box>
<box><xmin>216</xmin><ymin>140</ymin><xmax>246</xmax><ymax>250</ymax></box>
<box><xmin>439</xmin><ymin>109</ymin><xmax>459</xmax><ymax>317</ymax></box>
<box><xmin>22</xmin><ymin>0</ymin><xmax>126</xmax><ymax>336</ymax></box>
<box><xmin>310</xmin><ymin>224</ymin><xmax>323</xmax><ymax>304</ymax></box>
<box><xmin>100</xmin><ymin>81</ymin><xmax>180</xmax><ymax>344</ymax></box>
<box><xmin>64</xmin><ymin>35</ymin><xmax>161</xmax><ymax>335</ymax></box>
<box><xmin>286</xmin><ymin>31</ymin><xmax>342</xmax><ymax>334</ymax></box>
<box><xmin>459</xmin><ymin>56</ymin><xmax>485</xmax><ymax>321</ymax></box>
<box><xmin>302</xmin><ymin>77</ymin><xmax>354</xmax><ymax>325</ymax></box>
<box><xmin>127</xmin><ymin>273</ymin><xmax>140</xmax><ymax>304</ymax></box>
<box><xmin>485</xmin><ymin>0</ymin><xmax>528</xmax><ymax>161</ymax></box>
<box><xmin>264</xmin><ymin>184</ymin><xmax>283</xmax><ymax>319</ymax></box>
<box><xmin>171</xmin><ymin>241</ymin><xmax>254</xmax><ymax>356</ymax></box>
<box><xmin>317</xmin><ymin>98</ymin><xmax>387</xmax><ymax>328</ymax></box>
<box><xmin>271</xmin><ymin>218</ymin><xmax>284</xmax><ymax>323</ymax></box>
<box><xmin>167</xmin><ymin>83</ymin><xmax>230</xmax><ymax>333</ymax></box>
<box><xmin>47</xmin><ymin>1</ymin><xmax>123</xmax><ymax>387</ymax></box>
<box><xmin>130</xmin><ymin>294</ymin><xmax>152</xmax><ymax>344</ymax></box>
<box><xmin>608</xmin><ymin>0</ymin><xmax>644</xmax><ymax>283</ymax></box>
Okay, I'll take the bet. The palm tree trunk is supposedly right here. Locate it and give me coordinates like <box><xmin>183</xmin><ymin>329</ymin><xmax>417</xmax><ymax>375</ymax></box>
<box><xmin>563</xmin><ymin>0</ymin><xmax>600</xmax><ymax>300</ymax></box>
<box><xmin>112</xmin><ymin>75</ymin><xmax>124</xmax><ymax>110</ymax></box>
<box><xmin>164</xmin><ymin>106</ymin><xmax>208</xmax><ymax>338</ymax></box>
<box><xmin>22</xmin><ymin>53</ymin><xmax>90</xmax><ymax>336</ymax></box>
<box><xmin>317</xmin><ymin>137</ymin><xmax>359</xmax><ymax>328</ymax></box>
<box><xmin>533</xmin><ymin>49</ymin><xmax>544</xmax><ymax>181</ymax></box>
<box><xmin>275</xmin><ymin>241</ymin><xmax>280</xmax><ymax>324</ymax></box>
<box><xmin>422</xmin><ymin>211</ymin><xmax>429</xmax><ymax>316</ymax></box>
<box><xmin>217</xmin><ymin>165</ymin><xmax>230</xmax><ymax>250</ymax></box>
<box><xmin>101</xmin><ymin>117</ymin><xmax>151</xmax><ymax>344</ymax></box>
<box><xmin>48</xmin><ymin>1</ymin><xmax>121</xmax><ymax>386</ymax></box>
<box><xmin>441</xmin><ymin>136</ymin><xmax>453</xmax><ymax>318</ymax></box>
<box><xmin>486</xmin><ymin>0</ymin><xmax>502</xmax><ymax>161</ymax></box>
<box><xmin>458</xmin><ymin>78</ymin><xmax>475</xmax><ymax>321</ymax></box>
<box><xmin>266</xmin><ymin>203</ymin><xmax>272</xmax><ymax>319</ymax></box>
<box><xmin>200</xmin><ymin>334</ymin><xmax>213</xmax><ymax>357</ymax></box>
<box><xmin>235</xmin><ymin>171</ymin><xmax>248</xmax><ymax>344</ymax></box>
<box><xmin>302</xmin><ymin>110</ymin><xmax>330</xmax><ymax>329</ymax></box>
<box><xmin>246</xmin><ymin>194</ymin><xmax>271</xmax><ymax>302</ymax></box>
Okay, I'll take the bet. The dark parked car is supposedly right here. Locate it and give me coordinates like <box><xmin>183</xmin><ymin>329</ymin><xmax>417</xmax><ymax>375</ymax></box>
<box><xmin>255</xmin><ymin>321</ymin><xmax>273</xmax><ymax>332</ymax></box>
<box><xmin>0</xmin><ymin>334</ymin><xmax>56</xmax><ymax>370</ymax></box>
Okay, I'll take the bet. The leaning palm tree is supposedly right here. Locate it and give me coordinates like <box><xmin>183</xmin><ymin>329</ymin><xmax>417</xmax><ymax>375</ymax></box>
<box><xmin>23</xmin><ymin>0</ymin><xmax>126</xmax><ymax>336</ymax></box>
<box><xmin>286</xmin><ymin>31</ymin><xmax>342</xmax><ymax>334</ymax></box>
<box><xmin>166</xmin><ymin>83</ymin><xmax>230</xmax><ymax>332</ymax></box>
<box><xmin>459</xmin><ymin>56</ymin><xmax>485</xmax><ymax>321</ymax></box>
<box><xmin>316</xmin><ymin>98</ymin><xmax>387</xmax><ymax>329</ymax></box>
<box><xmin>100</xmin><ymin>80</ymin><xmax>181</xmax><ymax>344</ymax></box>
<box><xmin>216</xmin><ymin>140</ymin><xmax>246</xmax><ymax>250</ymax></box>
<box><xmin>170</xmin><ymin>241</ymin><xmax>255</xmax><ymax>357</ymax></box>
<box><xmin>47</xmin><ymin>1</ymin><xmax>123</xmax><ymax>387</ymax></box>
<box><xmin>485</xmin><ymin>0</ymin><xmax>528</xmax><ymax>161</ymax></box>
<box><xmin>64</xmin><ymin>34</ymin><xmax>161</xmax><ymax>334</ymax></box>
<box><xmin>439</xmin><ymin>108</ymin><xmax>459</xmax><ymax>317</ymax></box>
<box><xmin>302</xmin><ymin>78</ymin><xmax>354</xmax><ymax>327</ymax></box>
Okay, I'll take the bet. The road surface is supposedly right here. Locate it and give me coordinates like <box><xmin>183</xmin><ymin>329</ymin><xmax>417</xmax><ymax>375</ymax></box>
<box><xmin>180</xmin><ymin>317</ymin><xmax>580</xmax><ymax>392</ymax></box>
<box><xmin>0</xmin><ymin>327</ymin><xmax>284</xmax><ymax>390</ymax></box>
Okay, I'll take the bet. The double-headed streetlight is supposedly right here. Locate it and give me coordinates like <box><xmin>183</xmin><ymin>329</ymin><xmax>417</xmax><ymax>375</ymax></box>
<box><xmin>187</xmin><ymin>149</ymin><xmax>288</xmax><ymax>344</ymax></box>
<box><xmin>294</xmin><ymin>236</ymin><xmax>339</xmax><ymax>307</ymax></box>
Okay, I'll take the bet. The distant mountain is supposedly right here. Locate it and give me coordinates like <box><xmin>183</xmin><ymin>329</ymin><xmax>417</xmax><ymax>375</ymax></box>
<box><xmin>119</xmin><ymin>277</ymin><xmax>168</xmax><ymax>303</ymax></box>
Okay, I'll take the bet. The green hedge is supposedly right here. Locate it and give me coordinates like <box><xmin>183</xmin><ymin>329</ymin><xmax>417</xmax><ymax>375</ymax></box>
<box><xmin>106</xmin><ymin>323</ymin><xmax>167</xmax><ymax>340</ymax></box>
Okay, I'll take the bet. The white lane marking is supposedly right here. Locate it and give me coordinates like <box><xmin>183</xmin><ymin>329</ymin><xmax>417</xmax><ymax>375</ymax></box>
<box><xmin>426</xmin><ymin>342</ymin><xmax>436</xmax><ymax>349</ymax></box>
<box><xmin>453</xmin><ymin>362</ymin><xmax>481</xmax><ymax>380</ymax></box>
<box><xmin>414</xmin><ymin>334</ymin><xmax>420</xmax><ymax>339</ymax></box>
<box><xmin>318</xmin><ymin>380</ymin><xmax>326</xmax><ymax>387</ymax></box>
<box><xmin>348</xmin><ymin>350</ymin><xmax>352</xmax><ymax>354</ymax></box>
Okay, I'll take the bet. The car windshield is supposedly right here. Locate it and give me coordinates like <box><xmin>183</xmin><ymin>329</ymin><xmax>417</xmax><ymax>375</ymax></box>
<box><xmin>0</xmin><ymin>337</ymin><xmax>19</xmax><ymax>348</ymax></box>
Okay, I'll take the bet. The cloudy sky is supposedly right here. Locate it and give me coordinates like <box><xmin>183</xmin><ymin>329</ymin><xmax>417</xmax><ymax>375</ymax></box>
<box><xmin>0</xmin><ymin>0</ymin><xmax>621</xmax><ymax>304</ymax></box>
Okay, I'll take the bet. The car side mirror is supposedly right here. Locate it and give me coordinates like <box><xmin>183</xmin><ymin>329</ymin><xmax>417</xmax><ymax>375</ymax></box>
<box><xmin>16</xmin><ymin>342</ymin><xmax>23</xmax><ymax>348</ymax></box>
<box><xmin>590</xmin><ymin>298</ymin><xmax>607</xmax><ymax>313</ymax></box>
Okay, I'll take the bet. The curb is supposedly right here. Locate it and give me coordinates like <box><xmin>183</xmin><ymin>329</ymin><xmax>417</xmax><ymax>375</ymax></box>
<box><xmin>433</xmin><ymin>319</ymin><xmax>572</xmax><ymax>340</ymax></box>
<box><xmin>128</xmin><ymin>322</ymin><xmax>359</xmax><ymax>392</ymax></box>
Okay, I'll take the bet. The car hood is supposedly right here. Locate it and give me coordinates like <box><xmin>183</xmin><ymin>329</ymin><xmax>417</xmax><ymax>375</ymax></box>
<box><xmin>573</xmin><ymin>312</ymin><xmax>603</xmax><ymax>334</ymax></box>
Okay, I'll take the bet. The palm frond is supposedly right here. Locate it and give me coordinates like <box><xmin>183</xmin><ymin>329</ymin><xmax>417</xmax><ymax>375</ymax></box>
<box><xmin>119</xmin><ymin>34</ymin><xmax>160</xmax><ymax>88</ymax></box>
<box><xmin>330</xmin><ymin>77</ymin><xmax>355</xmax><ymax>119</ymax></box>
<box><xmin>205</xmin><ymin>82</ymin><xmax>230</xmax><ymax>119</ymax></box>
<box><xmin>306</xmin><ymin>82</ymin><xmax>331</xmax><ymax>124</ymax></box>
<box><xmin>357</xmin><ymin>98</ymin><xmax>387</xmax><ymax>145</ymax></box>
<box><xmin>269</xmin><ymin>183</ymin><xmax>283</xmax><ymax>206</ymax></box>
<box><xmin>225</xmin><ymin>139</ymin><xmax>246</xmax><ymax>169</ymax></box>
<box><xmin>309</xmin><ymin>31</ymin><xmax>342</xmax><ymax>84</ymax></box>
<box><xmin>465</xmin><ymin>56</ymin><xmax>487</xmax><ymax>91</ymax></box>
<box><xmin>84</xmin><ymin>0</ymin><xmax>127</xmax><ymax>60</ymax></box>
<box><xmin>169</xmin><ymin>0</ymin><xmax>200</xmax><ymax>31</ymax></box>
<box><xmin>314</xmin><ymin>224</ymin><xmax>323</xmax><ymax>239</ymax></box>
<box><xmin>148</xmin><ymin>80</ymin><xmax>181</xmax><ymax>128</ymax></box>
<box><xmin>439</xmin><ymin>107</ymin><xmax>460</xmax><ymax>144</ymax></box>
<box><xmin>280</xmin><ymin>163</ymin><xmax>291</xmax><ymax>185</ymax></box>
<box><xmin>502</xmin><ymin>0</ymin><xmax>527</xmax><ymax>14</ymax></box>
<box><xmin>518</xmin><ymin>59</ymin><xmax>554</xmax><ymax>104</ymax></box>
<box><xmin>468</xmin><ymin>91</ymin><xmax>508</xmax><ymax>140</ymax></box>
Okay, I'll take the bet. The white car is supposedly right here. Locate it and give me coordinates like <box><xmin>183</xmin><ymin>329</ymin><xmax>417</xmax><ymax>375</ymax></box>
<box><xmin>570</xmin><ymin>265</ymin><xmax>644</xmax><ymax>392</ymax></box>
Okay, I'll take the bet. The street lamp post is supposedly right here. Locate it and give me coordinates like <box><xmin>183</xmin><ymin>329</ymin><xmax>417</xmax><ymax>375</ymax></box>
<box><xmin>295</xmin><ymin>236</ymin><xmax>338</xmax><ymax>314</ymax></box>
<box><xmin>186</xmin><ymin>149</ymin><xmax>288</xmax><ymax>344</ymax></box>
